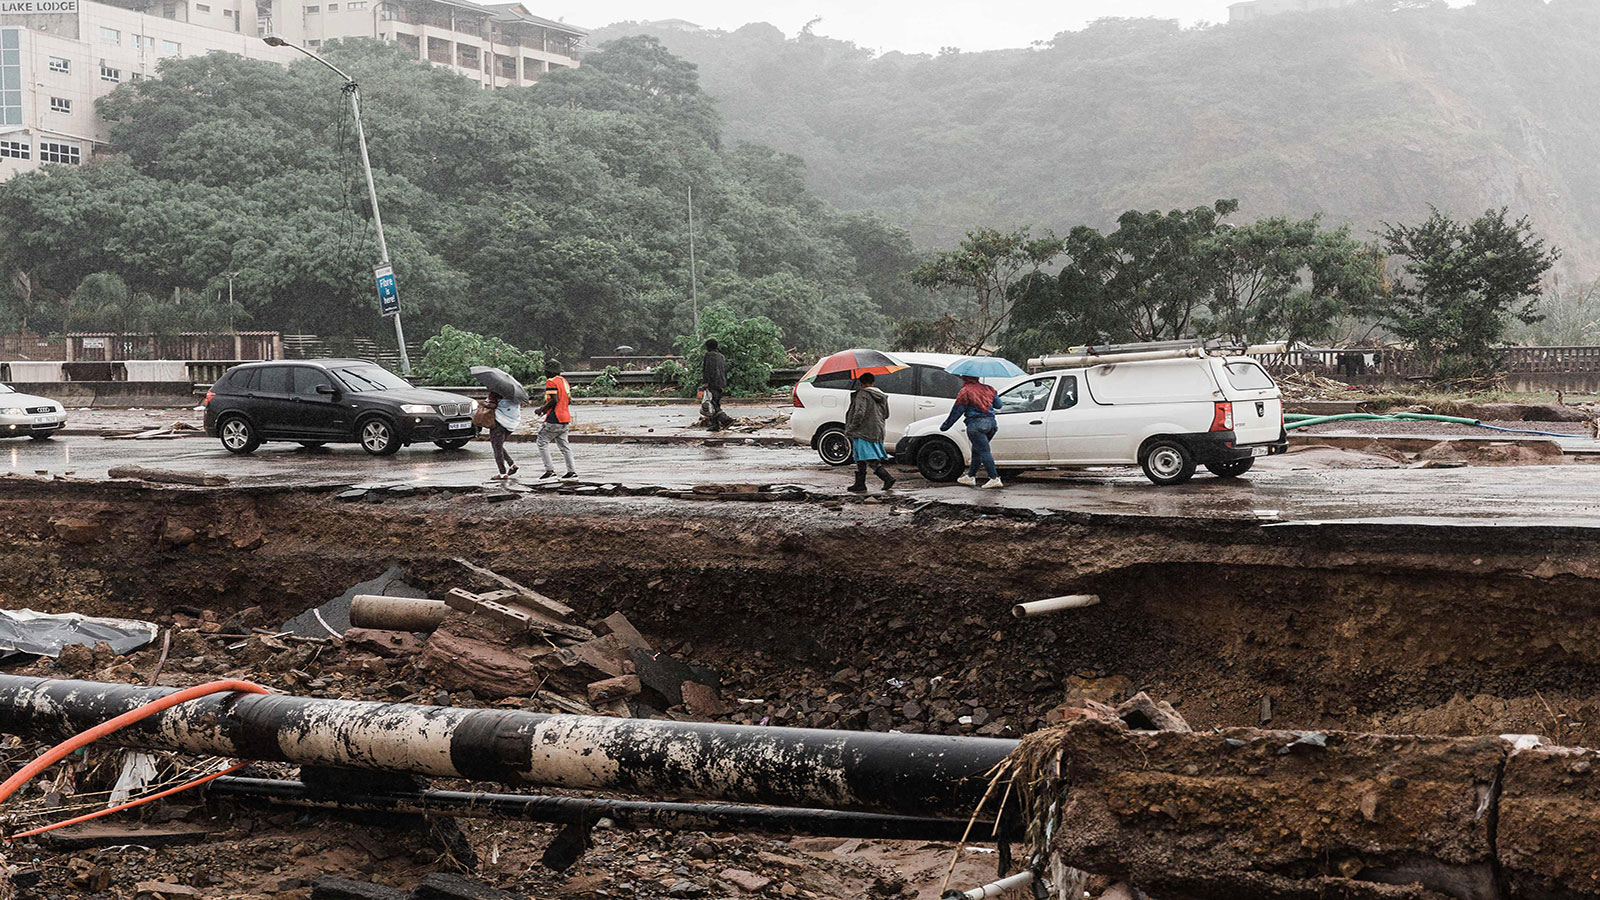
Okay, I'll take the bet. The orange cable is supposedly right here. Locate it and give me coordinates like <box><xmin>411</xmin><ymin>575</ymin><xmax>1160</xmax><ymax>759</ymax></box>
<box><xmin>0</xmin><ymin>679</ymin><xmax>270</xmax><ymax>840</ymax></box>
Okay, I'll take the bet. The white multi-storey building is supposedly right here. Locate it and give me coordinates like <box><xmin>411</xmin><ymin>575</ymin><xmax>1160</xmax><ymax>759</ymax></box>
<box><xmin>0</xmin><ymin>0</ymin><xmax>582</xmax><ymax>179</ymax></box>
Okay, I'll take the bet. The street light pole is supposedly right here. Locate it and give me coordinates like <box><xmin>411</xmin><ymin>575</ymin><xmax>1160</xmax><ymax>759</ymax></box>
<box><xmin>264</xmin><ymin>34</ymin><xmax>411</xmax><ymax>375</ymax></box>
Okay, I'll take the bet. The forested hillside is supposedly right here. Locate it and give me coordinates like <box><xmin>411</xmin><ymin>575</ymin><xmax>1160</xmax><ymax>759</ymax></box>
<box><xmin>594</xmin><ymin>0</ymin><xmax>1600</xmax><ymax>278</ymax></box>
<box><xmin>0</xmin><ymin>38</ymin><xmax>922</xmax><ymax>354</ymax></box>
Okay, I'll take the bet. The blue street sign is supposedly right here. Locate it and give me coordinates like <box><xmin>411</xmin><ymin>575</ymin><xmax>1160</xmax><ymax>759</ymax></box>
<box><xmin>375</xmin><ymin>264</ymin><xmax>400</xmax><ymax>317</ymax></box>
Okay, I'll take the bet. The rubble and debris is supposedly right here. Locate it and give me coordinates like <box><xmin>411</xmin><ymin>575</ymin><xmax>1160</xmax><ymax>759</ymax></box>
<box><xmin>102</xmin><ymin>421</ymin><xmax>204</xmax><ymax>440</ymax></box>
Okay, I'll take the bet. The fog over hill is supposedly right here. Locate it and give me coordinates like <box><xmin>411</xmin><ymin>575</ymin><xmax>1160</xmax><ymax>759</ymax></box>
<box><xmin>594</xmin><ymin>0</ymin><xmax>1600</xmax><ymax>277</ymax></box>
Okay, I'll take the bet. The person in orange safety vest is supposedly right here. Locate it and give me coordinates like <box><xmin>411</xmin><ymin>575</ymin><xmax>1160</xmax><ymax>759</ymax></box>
<box><xmin>535</xmin><ymin>363</ymin><xmax>575</xmax><ymax>479</ymax></box>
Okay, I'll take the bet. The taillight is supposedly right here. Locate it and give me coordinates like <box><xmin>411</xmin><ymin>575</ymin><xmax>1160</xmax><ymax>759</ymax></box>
<box><xmin>203</xmin><ymin>390</ymin><xmax>215</xmax><ymax>406</ymax></box>
<box><xmin>792</xmin><ymin>384</ymin><xmax>804</xmax><ymax>408</ymax></box>
<box><xmin>1210</xmin><ymin>401</ymin><xmax>1233</xmax><ymax>432</ymax></box>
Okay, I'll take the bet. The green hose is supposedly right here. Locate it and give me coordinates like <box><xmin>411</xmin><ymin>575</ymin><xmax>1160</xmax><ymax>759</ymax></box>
<box><xmin>1285</xmin><ymin>411</ymin><xmax>1486</xmax><ymax>430</ymax></box>
<box><xmin>1283</xmin><ymin>413</ymin><xmax>1391</xmax><ymax>429</ymax></box>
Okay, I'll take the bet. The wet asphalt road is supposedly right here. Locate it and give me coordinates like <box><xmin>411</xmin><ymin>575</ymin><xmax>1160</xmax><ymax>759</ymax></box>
<box><xmin>7</xmin><ymin>432</ymin><xmax>1600</xmax><ymax>528</ymax></box>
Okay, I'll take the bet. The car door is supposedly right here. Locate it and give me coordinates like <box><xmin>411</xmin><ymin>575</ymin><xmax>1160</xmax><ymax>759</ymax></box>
<box><xmin>249</xmin><ymin>365</ymin><xmax>296</xmax><ymax>435</ymax></box>
<box><xmin>1042</xmin><ymin>375</ymin><xmax>1100</xmax><ymax>463</ymax></box>
<box><xmin>990</xmin><ymin>376</ymin><xmax>1056</xmax><ymax>464</ymax></box>
<box><xmin>289</xmin><ymin>367</ymin><xmax>345</xmax><ymax>438</ymax></box>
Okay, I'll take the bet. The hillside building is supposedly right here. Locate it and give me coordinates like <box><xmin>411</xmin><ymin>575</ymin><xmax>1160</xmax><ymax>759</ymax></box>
<box><xmin>0</xmin><ymin>0</ymin><xmax>581</xmax><ymax>179</ymax></box>
<box><xmin>1228</xmin><ymin>0</ymin><xmax>1362</xmax><ymax>23</ymax></box>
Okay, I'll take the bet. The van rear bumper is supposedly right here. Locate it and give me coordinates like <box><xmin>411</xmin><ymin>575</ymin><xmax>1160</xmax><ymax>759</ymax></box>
<box><xmin>1179</xmin><ymin>430</ymin><xmax>1289</xmax><ymax>463</ymax></box>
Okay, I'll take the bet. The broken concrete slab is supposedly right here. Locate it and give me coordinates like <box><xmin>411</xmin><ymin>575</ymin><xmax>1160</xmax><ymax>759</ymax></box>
<box><xmin>569</xmin><ymin>633</ymin><xmax>633</xmax><ymax>678</ymax></box>
<box><xmin>107</xmin><ymin>465</ymin><xmax>228</xmax><ymax>486</ymax></box>
<box><xmin>599</xmin><ymin>612</ymin><xmax>652</xmax><ymax>651</ymax></box>
<box><xmin>41</xmin><ymin>822</ymin><xmax>219</xmax><ymax>850</ymax></box>
<box><xmin>418</xmin><ymin>614</ymin><xmax>549</xmax><ymax>700</ymax></box>
<box><xmin>343</xmin><ymin>628</ymin><xmax>426</xmax><ymax>659</ymax></box>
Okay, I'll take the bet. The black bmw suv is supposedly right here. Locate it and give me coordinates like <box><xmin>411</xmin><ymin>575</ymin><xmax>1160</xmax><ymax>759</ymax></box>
<box><xmin>203</xmin><ymin>359</ymin><xmax>478</xmax><ymax>456</ymax></box>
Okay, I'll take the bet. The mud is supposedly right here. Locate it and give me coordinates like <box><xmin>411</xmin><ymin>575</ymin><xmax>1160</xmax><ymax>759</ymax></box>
<box><xmin>3</xmin><ymin>479</ymin><xmax>1600</xmax><ymax>897</ymax></box>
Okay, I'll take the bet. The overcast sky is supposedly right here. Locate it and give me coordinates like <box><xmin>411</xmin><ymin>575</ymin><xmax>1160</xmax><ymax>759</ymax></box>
<box><xmin>539</xmin><ymin>1</ymin><xmax>1295</xmax><ymax>54</ymax></box>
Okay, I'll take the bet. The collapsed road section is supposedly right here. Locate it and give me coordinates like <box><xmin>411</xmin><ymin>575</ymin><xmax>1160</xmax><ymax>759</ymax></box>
<box><xmin>3</xmin><ymin>478</ymin><xmax>1600</xmax><ymax>897</ymax></box>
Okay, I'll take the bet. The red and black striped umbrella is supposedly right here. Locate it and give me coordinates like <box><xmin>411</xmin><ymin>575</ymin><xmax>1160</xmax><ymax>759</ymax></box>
<box><xmin>809</xmin><ymin>349</ymin><xmax>909</xmax><ymax>380</ymax></box>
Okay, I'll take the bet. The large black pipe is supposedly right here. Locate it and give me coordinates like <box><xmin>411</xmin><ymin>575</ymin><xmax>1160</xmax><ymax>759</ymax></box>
<box><xmin>207</xmin><ymin>776</ymin><xmax>1011</xmax><ymax>842</ymax></box>
<box><xmin>0</xmin><ymin>676</ymin><xmax>1015</xmax><ymax>818</ymax></box>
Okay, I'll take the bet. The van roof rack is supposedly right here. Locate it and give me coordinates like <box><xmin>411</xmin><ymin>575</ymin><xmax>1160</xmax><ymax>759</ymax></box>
<box><xmin>1027</xmin><ymin>339</ymin><xmax>1285</xmax><ymax>372</ymax></box>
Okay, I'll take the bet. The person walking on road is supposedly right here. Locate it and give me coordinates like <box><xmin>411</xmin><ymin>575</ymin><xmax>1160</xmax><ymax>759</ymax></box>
<box><xmin>940</xmin><ymin>375</ymin><xmax>1004</xmax><ymax>488</ymax></box>
<box><xmin>845</xmin><ymin>372</ymin><xmax>896</xmax><ymax>494</ymax></box>
<box><xmin>700</xmin><ymin>339</ymin><xmax>735</xmax><ymax>431</ymax></box>
<box><xmin>481</xmin><ymin>390</ymin><xmax>520</xmax><ymax>479</ymax></box>
<box><xmin>536</xmin><ymin>363</ymin><xmax>576</xmax><ymax>480</ymax></box>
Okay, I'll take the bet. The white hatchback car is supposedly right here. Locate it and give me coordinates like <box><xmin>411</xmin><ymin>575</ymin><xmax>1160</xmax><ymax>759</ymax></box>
<box><xmin>789</xmin><ymin>352</ymin><xmax>1015</xmax><ymax>465</ymax></box>
<box><xmin>896</xmin><ymin>355</ymin><xmax>1287</xmax><ymax>485</ymax></box>
<box><xmin>0</xmin><ymin>383</ymin><xmax>66</xmax><ymax>441</ymax></box>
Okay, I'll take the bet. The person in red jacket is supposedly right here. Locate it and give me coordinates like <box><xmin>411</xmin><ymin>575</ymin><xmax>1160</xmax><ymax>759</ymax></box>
<box><xmin>535</xmin><ymin>363</ymin><xmax>575</xmax><ymax>479</ymax></box>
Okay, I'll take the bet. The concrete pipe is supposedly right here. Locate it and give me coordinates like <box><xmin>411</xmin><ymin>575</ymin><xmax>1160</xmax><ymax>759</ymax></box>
<box><xmin>348</xmin><ymin>595</ymin><xmax>451</xmax><ymax>632</ymax></box>
<box><xmin>0</xmin><ymin>676</ymin><xmax>1014</xmax><ymax>818</ymax></box>
<box><xmin>1012</xmin><ymin>595</ymin><xmax>1100</xmax><ymax>618</ymax></box>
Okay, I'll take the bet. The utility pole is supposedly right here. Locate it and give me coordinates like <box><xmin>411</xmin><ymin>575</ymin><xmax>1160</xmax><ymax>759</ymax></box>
<box><xmin>687</xmin><ymin>185</ymin><xmax>699</xmax><ymax>335</ymax></box>
<box><xmin>264</xmin><ymin>35</ymin><xmax>411</xmax><ymax>375</ymax></box>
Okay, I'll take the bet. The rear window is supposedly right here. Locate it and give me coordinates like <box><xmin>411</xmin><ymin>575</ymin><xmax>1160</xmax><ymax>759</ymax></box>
<box><xmin>1223</xmin><ymin>361</ymin><xmax>1276</xmax><ymax>391</ymax></box>
<box><xmin>255</xmin><ymin>366</ymin><xmax>290</xmax><ymax>394</ymax></box>
<box><xmin>919</xmin><ymin>366</ymin><xmax>963</xmax><ymax>399</ymax></box>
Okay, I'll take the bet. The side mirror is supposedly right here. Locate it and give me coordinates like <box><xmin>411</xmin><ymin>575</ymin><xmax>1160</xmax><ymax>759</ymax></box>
<box><xmin>316</xmin><ymin>383</ymin><xmax>338</xmax><ymax>397</ymax></box>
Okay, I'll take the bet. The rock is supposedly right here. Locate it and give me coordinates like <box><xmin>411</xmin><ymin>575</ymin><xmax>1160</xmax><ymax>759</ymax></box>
<box><xmin>336</xmin><ymin>489</ymin><xmax>368</xmax><ymax>502</ymax></box>
<box><xmin>720</xmin><ymin>869</ymin><xmax>772</xmax><ymax>892</ymax></box>
<box><xmin>419</xmin><ymin>619</ymin><xmax>548</xmax><ymax>700</ymax></box>
<box><xmin>681</xmin><ymin>681</ymin><xmax>726</xmax><ymax>717</ymax></box>
<box><xmin>666</xmin><ymin>881</ymin><xmax>708</xmax><ymax>898</ymax></box>
<box><xmin>344</xmin><ymin>628</ymin><xmax>425</xmax><ymax>659</ymax></box>
<box><xmin>866</xmin><ymin>706</ymin><xmax>893</xmax><ymax>732</ymax></box>
<box><xmin>311</xmin><ymin>875</ymin><xmax>407</xmax><ymax>900</ymax></box>
<box><xmin>158</xmin><ymin>521</ymin><xmax>197</xmax><ymax>550</ymax></box>
<box><xmin>1116</xmin><ymin>692</ymin><xmax>1191</xmax><ymax>733</ymax></box>
<box><xmin>51</xmin><ymin>517</ymin><xmax>103</xmax><ymax>545</ymax></box>
<box><xmin>586</xmin><ymin>674</ymin><xmax>642</xmax><ymax>705</ymax></box>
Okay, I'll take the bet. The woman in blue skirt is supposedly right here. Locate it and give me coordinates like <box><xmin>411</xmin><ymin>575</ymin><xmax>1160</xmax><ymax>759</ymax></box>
<box><xmin>844</xmin><ymin>372</ymin><xmax>896</xmax><ymax>493</ymax></box>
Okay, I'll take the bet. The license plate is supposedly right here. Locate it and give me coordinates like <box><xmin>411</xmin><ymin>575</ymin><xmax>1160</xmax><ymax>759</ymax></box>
<box><xmin>1250</xmin><ymin>447</ymin><xmax>1269</xmax><ymax>457</ymax></box>
<box><xmin>32</xmin><ymin>416</ymin><xmax>51</xmax><ymax>425</ymax></box>
<box><xmin>448</xmin><ymin>420</ymin><xmax>472</xmax><ymax>430</ymax></box>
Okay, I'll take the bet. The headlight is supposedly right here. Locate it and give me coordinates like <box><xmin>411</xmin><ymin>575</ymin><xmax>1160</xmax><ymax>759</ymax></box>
<box><xmin>400</xmin><ymin>404</ymin><xmax>436</xmax><ymax>415</ymax></box>
<box><xmin>0</xmin><ymin>408</ymin><xmax>22</xmax><ymax>416</ymax></box>
<box><xmin>469</xmin><ymin>399</ymin><xmax>479</xmax><ymax>412</ymax></box>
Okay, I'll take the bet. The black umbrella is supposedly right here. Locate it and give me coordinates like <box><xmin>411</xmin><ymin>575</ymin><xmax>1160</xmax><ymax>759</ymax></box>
<box><xmin>470</xmin><ymin>366</ymin><xmax>530</xmax><ymax>403</ymax></box>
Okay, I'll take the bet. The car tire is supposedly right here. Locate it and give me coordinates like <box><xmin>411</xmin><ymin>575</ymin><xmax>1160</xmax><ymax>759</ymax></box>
<box><xmin>358</xmin><ymin>417</ymin><xmax>402</xmax><ymax>456</ymax></box>
<box><xmin>1206</xmin><ymin>457</ymin><xmax>1255</xmax><ymax>479</ymax></box>
<box><xmin>298</xmin><ymin>441</ymin><xmax>326</xmax><ymax>449</ymax></box>
<box><xmin>916</xmin><ymin>437</ymin><xmax>965</xmax><ymax>483</ymax></box>
<box><xmin>815</xmin><ymin>425</ymin><xmax>853</xmax><ymax>466</ymax></box>
<box><xmin>29</xmin><ymin>433</ymin><xmax>54</xmax><ymax>441</ymax></box>
<box><xmin>218</xmin><ymin>415</ymin><xmax>261</xmax><ymax>455</ymax></box>
<box><xmin>434</xmin><ymin>439</ymin><xmax>471</xmax><ymax>450</ymax></box>
<box><xmin>1140</xmin><ymin>439</ymin><xmax>1196</xmax><ymax>486</ymax></box>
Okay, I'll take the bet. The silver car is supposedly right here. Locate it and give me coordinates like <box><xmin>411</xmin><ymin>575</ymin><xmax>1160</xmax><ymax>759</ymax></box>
<box><xmin>0</xmin><ymin>383</ymin><xmax>66</xmax><ymax>440</ymax></box>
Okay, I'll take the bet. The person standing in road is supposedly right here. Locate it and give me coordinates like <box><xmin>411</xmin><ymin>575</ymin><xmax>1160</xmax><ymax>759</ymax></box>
<box><xmin>536</xmin><ymin>363</ymin><xmax>576</xmax><ymax>480</ymax></box>
<box><xmin>940</xmin><ymin>375</ymin><xmax>1004</xmax><ymax>488</ymax></box>
<box><xmin>481</xmin><ymin>390</ymin><xmax>520</xmax><ymax>479</ymax></box>
<box><xmin>700</xmin><ymin>339</ymin><xmax>735</xmax><ymax>431</ymax></box>
<box><xmin>844</xmin><ymin>372</ymin><xmax>896</xmax><ymax>494</ymax></box>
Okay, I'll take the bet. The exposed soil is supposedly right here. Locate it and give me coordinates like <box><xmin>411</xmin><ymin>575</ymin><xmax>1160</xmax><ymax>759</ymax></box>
<box><xmin>2</xmin><ymin>479</ymin><xmax>1600</xmax><ymax>898</ymax></box>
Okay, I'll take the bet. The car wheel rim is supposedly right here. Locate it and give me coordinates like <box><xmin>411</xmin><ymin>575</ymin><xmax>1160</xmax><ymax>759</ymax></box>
<box><xmin>820</xmin><ymin>433</ymin><xmax>850</xmax><ymax>463</ymax></box>
<box><xmin>1150</xmin><ymin>447</ymin><xmax>1182</xmax><ymax>478</ymax></box>
<box><xmin>222</xmin><ymin>421</ymin><xmax>248</xmax><ymax>449</ymax></box>
<box><xmin>363</xmin><ymin>422</ymin><xmax>389</xmax><ymax>452</ymax></box>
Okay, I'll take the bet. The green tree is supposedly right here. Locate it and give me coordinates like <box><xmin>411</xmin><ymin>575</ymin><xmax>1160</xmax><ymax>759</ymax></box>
<box><xmin>1206</xmin><ymin>217</ymin><xmax>1385</xmax><ymax>344</ymax></box>
<box><xmin>908</xmin><ymin>227</ymin><xmax>1065</xmax><ymax>353</ymax></box>
<box><xmin>414</xmin><ymin>325</ymin><xmax>545</xmax><ymax>387</ymax></box>
<box><xmin>1380</xmin><ymin>207</ymin><xmax>1560</xmax><ymax>364</ymax></box>
<box><xmin>672</xmin><ymin>306</ymin><xmax>787</xmax><ymax>395</ymax></box>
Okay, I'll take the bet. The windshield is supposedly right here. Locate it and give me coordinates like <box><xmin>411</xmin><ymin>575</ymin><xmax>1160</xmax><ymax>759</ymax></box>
<box><xmin>1223</xmin><ymin>361</ymin><xmax>1276</xmax><ymax>391</ymax></box>
<box><xmin>334</xmin><ymin>366</ymin><xmax>411</xmax><ymax>392</ymax></box>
